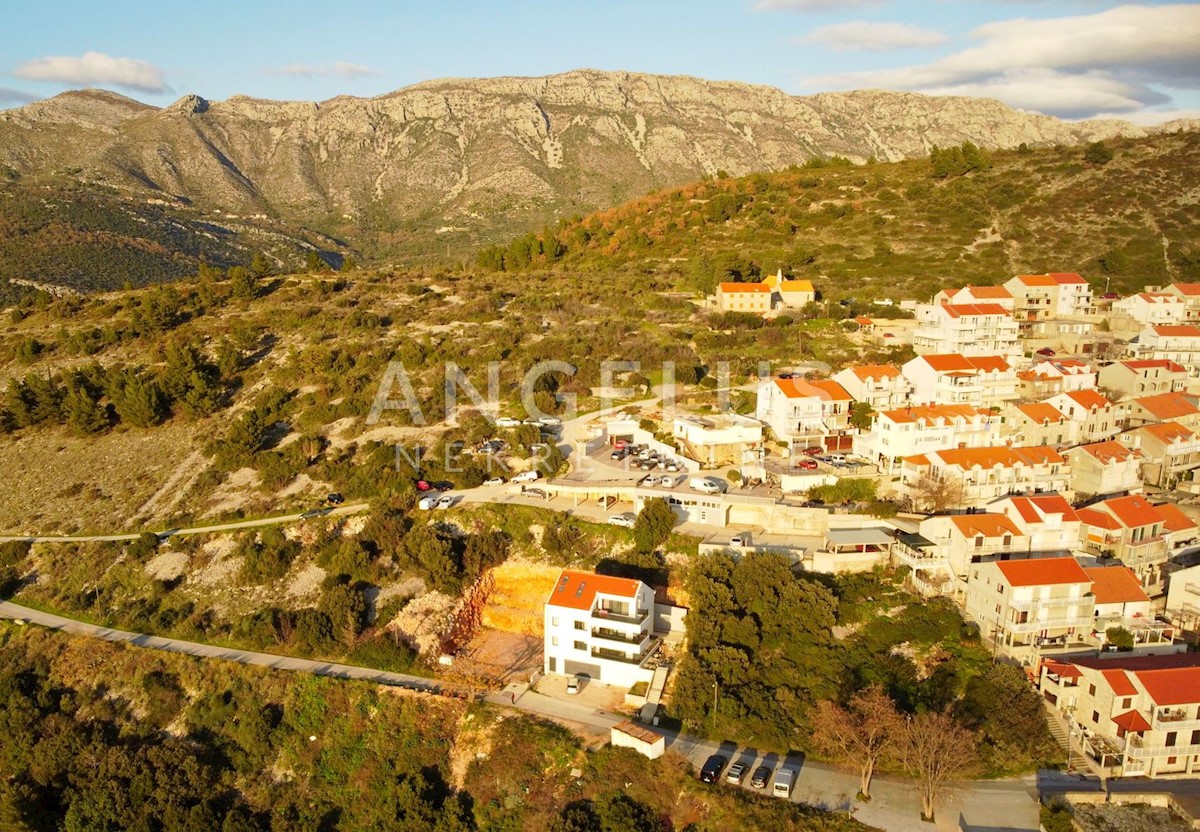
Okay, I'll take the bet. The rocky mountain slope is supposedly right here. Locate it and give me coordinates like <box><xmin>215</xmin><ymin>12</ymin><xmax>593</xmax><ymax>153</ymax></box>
<box><xmin>0</xmin><ymin>69</ymin><xmax>1193</xmax><ymax>274</ymax></box>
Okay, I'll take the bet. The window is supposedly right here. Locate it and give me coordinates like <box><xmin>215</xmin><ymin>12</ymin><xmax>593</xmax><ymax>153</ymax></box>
<box><xmin>551</xmin><ymin>617</ymin><xmax>559</xmax><ymax>627</ymax></box>
<box><xmin>1166</xmin><ymin>732</ymin><xmax>1177</xmax><ymax>747</ymax></box>
<box><xmin>574</xmin><ymin>640</ymin><xmax>586</xmax><ymax>651</ymax></box>
<box><xmin>1092</xmin><ymin>711</ymin><xmax>1100</xmax><ymax>724</ymax></box>
<box><xmin>1122</xmin><ymin>698</ymin><xmax>1131</xmax><ymax>710</ymax></box>
<box><xmin>574</xmin><ymin>621</ymin><xmax>585</xmax><ymax>631</ymax></box>
<box><xmin>551</xmin><ymin>636</ymin><xmax>559</xmax><ymax>647</ymax></box>
<box><xmin>1088</xmin><ymin>684</ymin><xmax>1096</xmax><ymax>696</ymax></box>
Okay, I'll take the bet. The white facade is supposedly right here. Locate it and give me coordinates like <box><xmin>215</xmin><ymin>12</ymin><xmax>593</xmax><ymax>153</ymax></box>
<box><xmin>913</xmin><ymin>303</ymin><xmax>1020</xmax><ymax>358</ymax></box>
<box><xmin>1003</xmin><ymin>272</ymin><xmax>1094</xmax><ymax>322</ymax></box>
<box><xmin>673</xmin><ymin>412</ymin><xmax>763</xmax><ymax>469</ymax></box>
<box><xmin>1113</xmin><ymin>293</ymin><xmax>1189</xmax><ymax>327</ymax></box>
<box><xmin>854</xmin><ymin>404</ymin><xmax>1002</xmax><ymax>474</ymax></box>
<box><xmin>1099</xmin><ymin>360</ymin><xmax>1189</xmax><ymax>397</ymax></box>
<box><xmin>1046</xmin><ymin>390</ymin><xmax>1123</xmax><ymax>443</ymax></box>
<box><xmin>1062</xmin><ymin>441</ymin><xmax>1144</xmax><ymax>498</ymax></box>
<box><xmin>754</xmin><ymin>377</ymin><xmax>854</xmax><ymax>452</ymax></box>
<box><xmin>902</xmin><ymin>354</ymin><xmax>1019</xmax><ymax>409</ymax></box>
<box><xmin>1129</xmin><ymin>326</ymin><xmax>1200</xmax><ymax>370</ymax></box>
<box><xmin>964</xmin><ymin>558</ymin><xmax>1094</xmax><ymax>650</ymax></box>
<box><xmin>900</xmin><ymin>445</ymin><xmax>1072</xmax><ymax>509</ymax></box>
<box><xmin>831</xmin><ymin>364</ymin><xmax>912</xmax><ymax>411</ymax></box>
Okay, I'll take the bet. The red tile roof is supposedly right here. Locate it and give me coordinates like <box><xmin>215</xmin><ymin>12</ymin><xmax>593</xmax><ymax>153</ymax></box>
<box><xmin>1097</xmin><ymin>494</ymin><xmax>1163</xmax><ymax>530</ymax></box>
<box><xmin>881</xmin><ymin>403</ymin><xmax>987</xmax><ymax>425</ymax></box>
<box><xmin>1169</xmin><ymin>282</ymin><xmax>1200</xmax><ymax>297</ymax></box>
<box><xmin>1102</xmin><ymin>669</ymin><xmax>1139</xmax><ymax>697</ymax></box>
<box><xmin>1013</xmin><ymin>274</ymin><xmax>1058</xmax><ymax>287</ymax></box>
<box><xmin>719</xmin><ymin>281</ymin><xmax>771</xmax><ymax>293</ymax></box>
<box><xmin>932</xmin><ymin>445</ymin><xmax>1064</xmax><ymax>469</ymax></box>
<box><xmin>1043</xmin><ymin>659</ymin><xmax>1082</xmax><ymax>679</ymax></box>
<box><xmin>1005</xmin><ymin>494</ymin><xmax>1079</xmax><ymax>523</ymax></box>
<box><xmin>773</xmin><ymin>377</ymin><xmax>852</xmax><ymax>401</ymax></box>
<box><xmin>995</xmin><ymin>557</ymin><xmax>1090</xmax><ymax>587</ymax></box>
<box><xmin>1134</xmin><ymin>420</ymin><xmax>1195</xmax><ymax>444</ymax></box>
<box><xmin>548</xmin><ymin>569</ymin><xmax>641</xmax><ymax>611</ymax></box>
<box><xmin>1131</xmin><ymin>392</ymin><xmax>1199</xmax><ymax>420</ymax></box>
<box><xmin>967</xmin><ymin>356</ymin><xmax>1012</xmax><ymax>373</ymax></box>
<box><xmin>1059</xmin><ymin>389</ymin><xmax>1112</xmax><ymax>411</ymax></box>
<box><xmin>848</xmin><ymin>364</ymin><xmax>901</xmax><ymax>381</ymax></box>
<box><xmin>1111</xmin><ymin>709</ymin><xmax>1152</xmax><ymax>732</ymax></box>
<box><xmin>1016</xmin><ymin>402</ymin><xmax>1067</xmax><ymax>424</ymax></box>
<box><xmin>950</xmin><ymin>513</ymin><xmax>1022</xmax><ymax>539</ymax></box>
<box><xmin>1068</xmin><ymin>441</ymin><xmax>1139</xmax><ymax>464</ymax></box>
<box><xmin>1151</xmin><ymin>324</ymin><xmax>1200</xmax><ymax>337</ymax></box>
<box><xmin>1077</xmin><ymin>507</ymin><xmax>1122</xmax><ymax>531</ymax></box>
<box><xmin>963</xmin><ymin>285</ymin><xmax>1014</xmax><ymax>299</ymax></box>
<box><xmin>1136</xmin><ymin>667</ymin><xmax>1200</xmax><ymax>706</ymax></box>
<box><xmin>942</xmin><ymin>303</ymin><xmax>1012</xmax><ymax>319</ymax></box>
<box><xmin>1120</xmin><ymin>359</ymin><xmax>1187</xmax><ymax>373</ymax></box>
<box><xmin>921</xmin><ymin>354</ymin><xmax>974</xmax><ymax>372</ymax></box>
<box><xmin>1083</xmin><ymin>566</ymin><xmax>1150</xmax><ymax>605</ymax></box>
<box><xmin>1048</xmin><ymin>272</ymin><xmax>1089</xmax><ymax>285</ymax></box>
<box><xmin>1155</xmin><ymin>502</ymin><xmax>1197</xmax><ymax>534</ymax></box>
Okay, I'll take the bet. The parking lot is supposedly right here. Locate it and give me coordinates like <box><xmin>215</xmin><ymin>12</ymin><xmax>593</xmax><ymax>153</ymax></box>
<box><xmin>672</xmin><ymin>737</ymin><xmax>811</xmax><ymax>804</ymax></box>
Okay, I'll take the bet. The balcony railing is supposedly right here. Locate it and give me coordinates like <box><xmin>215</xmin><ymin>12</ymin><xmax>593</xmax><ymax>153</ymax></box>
<box><xmin>591</xmin><ymin>607</ymin><xmax>650</xmax><ymax>626</ymax></box>
<box><xmin>1126</xmin><ymin>740</ymin><xmax>1200</xmax><ymax>759</ymax></box>
<box><xmin>591</xmin><ymin>627</ymin><xmax>648</xmax><ymax>646</ymax></box>
<box><xmin>590</xmin><ymin>646</ymin><xmax>644</xmax><ymax>665</ymax></box>
<box><xmin>1009</xmin><ymin>595</ymin><xmax>1091</xmax><ymax>612</ymax></box>
<box><xmin>1007</xmin><ymin>616</ymin><xmax>1093</xmax><ymax>633</ymax></box>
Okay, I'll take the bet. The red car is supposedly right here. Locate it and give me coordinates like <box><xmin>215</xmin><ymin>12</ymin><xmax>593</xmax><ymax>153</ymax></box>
<box><xmin>803</xmin><ymin>446</ymin><xmax>824</xmax><ymax>456</ymax></box>
<box><xmin>797</xmin><ymin>459</ymin><xmax>818</xmax><ymax>470</ymax></box>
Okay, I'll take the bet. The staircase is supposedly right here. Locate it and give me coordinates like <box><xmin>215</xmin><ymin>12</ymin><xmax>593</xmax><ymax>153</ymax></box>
<box><xmin>639</xmin><ymin>664</ymin><xmax>671</xmax><ymax>722</ymax></box>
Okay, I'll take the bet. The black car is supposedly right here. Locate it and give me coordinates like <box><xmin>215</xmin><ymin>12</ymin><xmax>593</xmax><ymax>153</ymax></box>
<box><xmin>750</xmin><ymin>765</ymin><xmax>772</xmax><ymax>789</ymax></box>
<box><xmin>699</xmin><ymin>754</ymin><xmax>728</xmax><ymax>784</ymax></box>
<box><xmin>326</xmin><ymin>492</ymin><xmax>344</xmax><ymax>505</ymax></box>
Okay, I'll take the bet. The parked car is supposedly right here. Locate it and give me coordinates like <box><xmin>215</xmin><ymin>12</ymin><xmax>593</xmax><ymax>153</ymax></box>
<box><xmin>598</xmin><ymin>495</ymin><xmax>617</xmax><ymax>509</ymax></box>
<box><xmin>523</xmin><ymin>488</ymin><xmax>549</xmax><ymax>499</ymax></box>
<box><xmin>803</xmin><ymin>446</ymin><xmax>824</xmax><ymax>456</ymax></box>
<box><xmin>778</xmin><ymin>372</ymin><xmax>794</xmax><ymax>380</ymax></box>
<box><xmin>659</xmin><ymin>473</ymin><xmax>686</xmax><ymax>488</ymax></box>
<box><xmin>641</xmin><ymin>474</ymin><xmax>663</xmax><ymax>486</ymax></box>
<box><xmin>512</xmin><ymin>470</ymin><xmax>541</xmax><ymax>483</ymax></box>
<box><xmin>482</xmin><ymin>477</ymin><xmax>505</xmax><ymax>487</ymax></box>
<box><xmin>566</xmin><ymin>675</ymin><xmax>582</xmax><ymax>694</ymax></box>
<box><xmin>699</xmin><ymin>754</ymin><xmax>728</xmax><ymax>784</ymax></box>
<box><xmin>608</xmin><ymin>512</ymin><xmax>636</xmax><ymax>529</ymax></box>
<box><xmin>689</xmin><ymin>477</ymin><xmax>722</xmax><ymax>494</ymax></box>
<box><xmin>538</xmin><ymin>415</ymin><xmax>562</xmax><ymax>427</ymax></box>
<box><xmin>416</xmin><ymin>480</ymin><xmax>432</xmax><ymax>492</ymax></box>
<box><xmin>725</xmin><ymin>762</ymin><xmax>747</xmax><ymax>785</ymax></box>
<box><xmin>639</xmin><ymin>459</ymin><xmax>658</xmax><ymax>471</ymax></box>
<box><xmin>729</xmin><ymin>532</ymin><xmax>751</xmax><ymax>548</ymax></box>
<box><xmin>418</xmin><ymin>496</ymin><xmax>438</xmax><ymax>511</ymax></box>
<box><xmin>772</xmin><ymin>768</ymin><xmax>795</xmax><ymax>798</ymax></box>
<box><xmin>797</xmin><ymin>458</ymin><xmax>818</xmax><ymax>470</ymax></box>
<box><xmin>436</xmin><ymin>495</ymin><xmax>456</xmax><ymax>509</ymax></box>
<box><xmin>326</xmin><ymin>492</ymin><xmax>344</xmax><ymax>505</ymax></box>
<box><xmin>750</xmin><ymin>765</ymin><xmax>772</xmax><ymax>789</ymax></box>
<box><xmin>664</xmin><ymin>460</ymin><xmax>682</xmax><ymax>472</ymax></box>
<box><xmin>611</xmin><ymin>448</ymin><xmax>629</xmax><ymax>460</ymax></box>
<box><xmin>827</xmin><ymin>454</ymin><xmax>848</xmax><ymax>464</ymax></box>
<box><xmin>1036</xmin><ymin>347</ymin><xmax>1056</xmax><ymax>356</ymax></box>
<box><xmin>495</xmin><ymin>416</ymin><xmax>522</xmax><ymax>428</ymax></box>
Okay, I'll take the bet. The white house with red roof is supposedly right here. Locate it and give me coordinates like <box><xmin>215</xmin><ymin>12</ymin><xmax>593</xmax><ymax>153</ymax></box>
<box><xmin>1124</xmin><ymin>392</ymin><xmax>1200</xmax><ymax>432</ymax></box>
<box><xmin>933</xmin><ymin>285</ymin><xmax>1015</xmax><ymax>311</ymax></box>
<box><xmin>755</xmin><ymin>376</ymin><xmax>855</xmax><ymax>453</ymax></box>
<box><xmin>1085</xmin><ymin>565</ymin><xmax>1153</xmax><ymax>623</ymax></box>
<box><xmin>965</xmin><ymin>556</ymin><xmax>1094</xmax><ymax>652</ymax></box>
<box><xmin>716</xmin><ymin>281</ymin><xmax>772</xmax><ymax>313</ymax></box>
<box><xmin>899</xmin><ymin>445</ymin><xmax>1070</xmax><ymax>509</ymax></box>
<box><xmin>1165</xmin><ymin>563</ymin><xmax>1200</xmax><ymax>634</ymax></box>
<box><xmin>1062</xmin><ymin>440</ymin><xmax>1143</xmax><ymax>498</ymax></box>
<box><xmin>830</xmin><ymin>364</ymin><xmax>912</xmax><ymax>411</ymax></box>
<box><xmin>898</xmin><ymin>512</ymin><xmax>1027</xmax><ymax>596</ymax></box>
<box><xmin>1003</xmin><ymin>272</ymin><xmax>1094</xmax><ymax>325</ymax></box>
<box><xmin>1046</xmin><ymin>389</ymin><xmax>1123</xmax><ymax>442</ymax></box>
<box><xmin>1120</xmin><ymin>421</ymin><xmax>1200</xmax><ymax>488</ymax></box>
<box><xmin>1113</xmin><ymin>293</ymin><xmax>1189</xmax><ymax>327</ymax></box>
<box><xmin>1160</xmin><ymin>282</ymin><xmax>1200</xmax><ymax>322</ymax></box>
<box><xmin>1038</xmin><ymin>654</ymin><xmax>1200</xmax><ymax>778</ymax></box>
<box><xmin>1004</xmin><ymin>401</ymin><xmax>1079</xmax><ymax>448</ymax></box>
<box><xmin>992</xmin><ymin>494</ymin><xmax>1083</xmax><ymax>556</ymax></box>
<box><xmin>853</xmin><ymin>404</ymin><xmax>1002</xmax><ymax>474</ymax></box>
<box><xmin>901</xmin><ymin>354</ymin><xmax>1019</xmax><ymax>409</ymax></box>
<box><xmin>1017</xmin><ymin>359</ymin><xmax>1097</xmax><ymax>399</ymax></box>
<box><xmin>1098</xmin><ymin>359</ymin><xmax>1188</xmax><ymax>397</ymax></box>
<box><xmin>912</xmin><ymin>303</ymin><xmax>1020</xmax><ymax>357</ymax></box>
<box><xmin>543</xmin><ymin>569</ymin><xmax>660</xmax><ymax>688</ymax></box>
<box><xmin>1129</xmin><ymin>325</ymin><xmax>1200</xmax><ymax>369</ymax></box>
<box><xmin>1076</xmin><ymin>495</ymin><xmax>1175</xmax><ymax>590</ymax></box>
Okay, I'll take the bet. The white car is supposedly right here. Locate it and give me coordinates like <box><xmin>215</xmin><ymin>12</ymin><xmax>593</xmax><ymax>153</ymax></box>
<box><xmin>607</xmin><ymin>512</ymin><xmax>636</xmax><ymax>529</ymax></box>
<box><xmin>538</xmin><ymin>415</ymin><xmax>562</xmax><ymax>427</ymax></box>
<box><xmin>418</xmin><ymin>496</ymin><xmax>437</xmax><ymax>511</ymax></box>
<box><xmin>512</xmin><ymin>470</ymin><xmax>541</xmax><ymax>484</ymax></box>
<box><xmin>435</xmin><ymin>495</ymin><xmax>456</xmax><ymax>509</ymax></box>
<box><xmin>566</xmin><ymin>675</ymin><xmax>582</xmax><ymax>694</ymax></box>
<box><xmin>772</xmin><ymin>769</ymin><xmax>795</xmax><ymax>798</ymax></box>
<box><xmin>495</xmin><ymin>416</ymin><xmax>522</xmax><ymax>428</ymax></box>
<box><xmin>482</xmin><ymin>477</ymin><xmax>505</xmax><ymax>487</ymax></box>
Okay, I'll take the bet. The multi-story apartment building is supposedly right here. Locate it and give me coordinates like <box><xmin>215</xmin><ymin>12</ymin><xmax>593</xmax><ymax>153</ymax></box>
<box><xmin>1159</xmin><ymin>282</ymin><xmax>1200</xmax><ymax>322</ymax></box>
<box><xmin>1121</xmin><ymin>421</ymin><xmax>1200</xmax><ymax>489</ymax></box>
<box><xmin>1005</xmin><ymin>402</ymin><xmax>1078</xmax><ymax>448</ymax></box>
<box><xmin>1017</xmin><ymin>359</ymin><xmax>1097</xmax><ymax>399</ymax></box>
<box><xmin>1129</xmin><ymin>325</ymin><xmax>1200</xmax><ymax>370</ymax></box>
<box><xmin>933</xmin><ymin>285</ymin><xmax>1015</xmax><ymax>310</ymax></box>
<box><xmin>965</xmin><ymin>557</ymin><xmax>1094</xmax><ymax>652</ymax></box>
<box><xmin>1098</xmin><ymin>360</ymin><xmax>1188</xmax><ymax>397</ymax></box>
<box><xmin>673</xmin><ymin>412</ymin><xmax>763</xmax><ymax>469</ymax></box>
<box><xmin>899</xmin><ymin>445</ymin><xmax>1070</xmax><ymax>509</ymax></box>
<box><xmin>1076</xmin><ymin>495</ymin><xmax>1173</xmax><ymax>590</ymax></box>
<box><xmin>543</xmin><ymin>570</ymin><xmax>659</xmax><ymax>688</ymax></box>
<box><xmin>716</xmin><ymin>281</ymin><xmax>772</xmax><ymax>313</ymax></box>
<box><xmin>902</xmin><ymin>354</ymin><xmax>1019</xmax><ymax>408</ymax></box>
<box><xmin>1062</xmin><ymin>440</ymin><xmax>1143</xmax><ymax>499</ymax></box>
<box><xmin>900</xmin><ymin>512</ymin><xmax>1027</xmax><ymax>595</ymax></box>
<box><xmin>1124</xmin><ymin>392</ymin><xmax>1200</xmax><ymax>431</ymax></box>
<box><xmin>993</xmin><ymin>493</ymin><xmax>1083</xmax><ymax>556</ymax></box>
<box><xmin>1039</xmin><ymin>654</ymin><xmax>1200</xmax><ymax>778</ymax></box>
<box><xmin>912</xmin><ymin>303</ymin><xmax>1020</xmax><ymax>357</ymax></box>
<box><xmin>830</xmin><ymin>364</ymin><xmax>911</xmax><ymax>411</ymax></box>
<box><xmin>1113</xmin><ymin>293</ymin><xmax>1189</xmax><ymax>327</ymax></box>
<box><xmin>755</xmin><ymin>376</ymin><xmax>854</xmax><ymax>453</ymax></box>
<box><xmin>854</xmin><ymin>404</ymin><xmax>1002</xmax><ymax>474</ymax></box>
<box><xmin>1003</xmin><ymin>272</ymin><xmax>1094</xmax><ymax>327</ymax></box>
<box><xmin>1046</xmin><ymin>389</ymin><xmax>1123</xmax><ymax>442</ymax></box>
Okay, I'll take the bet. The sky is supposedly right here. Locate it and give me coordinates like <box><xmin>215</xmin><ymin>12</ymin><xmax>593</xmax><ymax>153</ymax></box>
<box><xmin>1</xmin><ymin>1</ymin><xmax>1198</xmax><ymax>124</ymax></box>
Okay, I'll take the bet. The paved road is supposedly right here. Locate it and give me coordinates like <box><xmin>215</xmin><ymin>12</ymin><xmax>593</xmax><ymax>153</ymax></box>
<box><xmin>0</xmin><ymin>503</ymin><xmax>369</xmax><ymax>544</ymax></box>
<box><xmin>0</xmin><ymin>599</ymin><xmax>461</xmax><ymax>697</ymax></box>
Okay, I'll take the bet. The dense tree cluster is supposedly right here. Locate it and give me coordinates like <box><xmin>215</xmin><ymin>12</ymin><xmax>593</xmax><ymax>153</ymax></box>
<box><xmin>928</xmin><ymin>142</ymin><xmax>991</xmax><ymax>179</ymax></box>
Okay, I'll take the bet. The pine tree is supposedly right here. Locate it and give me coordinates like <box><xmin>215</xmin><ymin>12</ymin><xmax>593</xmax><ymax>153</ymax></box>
<box><xmin>64</xmin><ymin>384</ymin><xmax>108</xmax><ymax>435</ymax></box>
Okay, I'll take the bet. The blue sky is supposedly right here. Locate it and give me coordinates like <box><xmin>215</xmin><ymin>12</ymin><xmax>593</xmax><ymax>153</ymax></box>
<box><xmin>1</xmin><ymin>1</ymin><xmax>1197</xmax><ymax>123</ymax></box>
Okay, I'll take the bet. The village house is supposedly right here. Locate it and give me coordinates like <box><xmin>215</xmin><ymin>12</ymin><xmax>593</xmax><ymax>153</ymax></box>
<box><xmin>912</xmin><ymin>303</ymin><xmax>1020</xmax><ymax>357</ymax></box>
<box><xmin>1038</xmin><ymin>654</ymin><xmax>1200</xmax><ymax>778</ymax></box>
<box><xmin>1045</xmin><ymin>389</ymin><xmax>1123</xmax><ymax>443</ymax></box>
<box><xmin>1098</xmin><ymin>360</ymin><xmax>1188</xmax><ymax>398</ymax></box>
<box><xmin>1165</xmin><ymin>563</ymin><xmax>1200</xmax><ymax>633</ymax></box>
<box><xmin>1004</xmin><ymin>402</ymin><xmax>1078</xmax><ymax>448</ymax></box>
<box><xmin>902</xmin><ymin>354</ymin><xmax>1019</xmax><ymax>409</ymax></box>
<box><xmin>1062</xmin><ymin>441</ymin><xmax>1143</xmax><ymax>499</ymax></box>
<box><xmin>1003</xmin><ymin>272</ymin><xmax>1095</xmax><ymax>329</ymax></box>
<box><xmin>672</xmin><ymin>412</ymin><xmax>764</xmax><ymax>469</ymax></box>
<box><xmin>854</xmin><ymin>403</ymin><xmax>1002</xmax><ymax>474</ymax></box>
<box><xmin>831</xmin><ymin>364</ymin><xmax>912</xmax><ymax>411</ymax></box>
<box><xmin>1124</xmin><ymin>392</ymin><xmax>1200</xmax><ymax>431</ymax></box>
<box><xmin>1128</xmin><ymin>325</ymin><xmax>1200</xmax><ymax>370</ymax></box>
<box><xmin>1085</xmin><ymin>565</ymin><xmax>1153</xmax><ymax>625</ymax></box>
<box><xmin>1112</xmin><ymin>293</ymin><xmax>1189</xmax><ymax>328</ymax></box>
<box><xmin>1076</xmin><ymin>495</ymin><xmax>1173</xmax><ymax>591</ymax></box>
<box><xmin>1158</xmin><ymin>502</ymin><xmax>1199</xmax><ymax>557</ymax></box>
<box><xmin>1120</xmin><ymin>421</ymin><xmax>1200</xmax><ymax>489</ymax></box>
<box><xmin>1159</xmin><ymin>282</ymin><xmax>1200</xmax><ymax>322</ymax></box>
<box><xmin>964</xmin><ymin>557</ymin><xmax>1094</xmax><ymax>654</ymax></box>
<box><xmin>754</xmin><ymin>376</ymin><xmax>855</xmax><ymax>453</ymax></box>
<box><xmin>1017</xmin><ymin>359</ymin><xmax>1097</xmax><ymax>400</ymax></box>
<box><xmin>716</xmin><ymin>281</ymin><xmax>772</xmax><ymax>313</ymax></box>
<box><xmin>993</xmin><ymin>493</ymin><xmax>1084</xmax><ymax>557</ymax></box>
<box><xmin>543</xmin><ymin>570</ymin><xmax>660</xmax><ymax>688</ymax></box>
<box><xmin>933</xmin><ymin>285</ymin><xmax>1015</xmax><ymax>311</ymax></box>
<box><xmin>898</xmin><ymin>513</ymin><xmax>1027</xmax><ymax>596</ymax></box>
<box><xmin>899</xmin><ymin>445</ymin><xmax>1070</xmax><ymax>509</ymax></box>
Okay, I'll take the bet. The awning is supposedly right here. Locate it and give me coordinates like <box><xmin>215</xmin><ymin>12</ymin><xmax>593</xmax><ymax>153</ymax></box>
<box><xmin>1043</xmin><ymin>660</ymin><xmax>1082</xmax><ymax>679</ymax></box>
<box><xmin>897</xmin><ymin>531</ymin><xmax>935</xmax><ymax>550</ymax></box>
<box><xmin>1112</xmin><ymin>710</ymin><xmax>1152</xmax><ymax>732</ymax></box>
<box><xmin>825</xmin><ymin>528</ymin><xmax>894</xmax><ymax>546</ymax></box>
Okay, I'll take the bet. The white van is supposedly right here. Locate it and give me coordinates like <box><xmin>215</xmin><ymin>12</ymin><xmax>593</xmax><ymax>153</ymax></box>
<box><xmin>772</xmin><ymin>768</ymin><xmax>795</xmax><ymax>798</ymax></box>
<box><xmin>512</xmin><ymin>470</ymin><xmax>541</xmax><ymax>484</ymax></box>
<box><xmin>418</xmin><ymin>496</ymin><xmax>437</xmax><ymax>511</ymax></box>
<box><xmin>689</xmin><ymin>477</ymin><xmax>722</xmax><ymax>494</ymax></box>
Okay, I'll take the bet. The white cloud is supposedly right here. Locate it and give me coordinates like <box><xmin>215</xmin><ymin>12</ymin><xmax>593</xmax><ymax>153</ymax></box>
<box><xmin>800</xmin><ymin>4</ymin><xmax>1200</xmax><ymax>117</ymax></box>
<box><xmin>0</xmin><ymin>87</ymin><xmax>37</xmax><ymax>107</ymax></box>
<box><xmin>268</xmin><ymin>61</ymin><xmax>383</xmax><ymax>80</ymax></box>
<box><xmin>13</xmin><ymin>51</ymin><xmax>167</xmax><ymax>93</ymax></box>
<box><xmin>755</xmin><ymin>0</ymin><xmax>882</xmax><ymax>11</ymax></box>
<box><xmin>800</xmin><ymin>21</ymin><xmax>948</xmax><ymax>51</ymax></box>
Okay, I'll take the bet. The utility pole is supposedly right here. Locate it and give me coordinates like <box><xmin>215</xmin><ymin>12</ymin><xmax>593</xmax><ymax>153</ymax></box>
<box><xmin>711</xmin><ymin>680</ymin><xmax>719</xmax><ymax>733</ymax></box>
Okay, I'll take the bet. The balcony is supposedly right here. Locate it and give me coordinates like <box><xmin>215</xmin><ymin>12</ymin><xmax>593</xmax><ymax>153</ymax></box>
<box><xmin>1009</xmin><ymin>595</ymin><xmax>1092</xmax><ymax>612</ymax></box>
<box><xmin>590</xmin><ymin>646</ymin><xmax>644</xmax><ymax>665</ymax></box>
<box><xmin>1007</xmin><ymin>615</ymin><xmax>1093</xmax><ymax>633</ymax></box>
<box><xmin>591</xmin><ymin>606</ymin><xmax>650</xmax><ymax>626</ymax></box>
<box><xmin>591</xmin><ymin>627</ymin><xmax>649</xmax><ymax>646</ymax></box>
<box><xmin>1152</xmin><ymin>709</ymin><xmax>1200</xmax><ymax>730</ymax></box>
<box><xmin>1126</xmin><ymin>738</ymin><xmax>1200</xmax><ymax>759</ymax></box>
